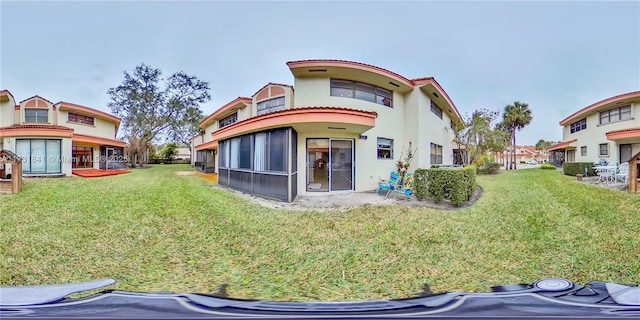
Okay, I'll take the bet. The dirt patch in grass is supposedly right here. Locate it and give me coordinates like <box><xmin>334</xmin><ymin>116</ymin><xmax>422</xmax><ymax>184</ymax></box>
<box><xmin>212</xmin><ymin>184</ymin><xmax>483</xmax><ymax>211</ymax></box>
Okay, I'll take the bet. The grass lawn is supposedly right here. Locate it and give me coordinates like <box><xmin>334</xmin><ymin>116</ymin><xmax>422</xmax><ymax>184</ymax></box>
<box><xmin>1</xmin><ymin>165</ymin><xmax>639</xmax><ymax>301</ymax></box>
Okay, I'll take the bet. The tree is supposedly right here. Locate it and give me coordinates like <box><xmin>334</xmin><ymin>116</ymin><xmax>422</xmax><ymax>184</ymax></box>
<box><xmin>503</xmin><ymin>101</ymin><xmax>533</xmax><ymax>170</ymax></box>
<box><xmin>455</xmin><ymin>109</ymin><xmax>501</xmax><ymax>165</ymax></box>
<box><xmin>535</xmin><ymin>139</ymin><xmax>554</xmax><ymax>162</ymax></box>
<box><xmin>107</xmin><ymin>64</ymin><xmax>210</xmax><ymax>168</ymax></box>
<box><xmin>159</xmin><ymin>142</ymin><xmax>179</xmax><ymax>164</ymax></box>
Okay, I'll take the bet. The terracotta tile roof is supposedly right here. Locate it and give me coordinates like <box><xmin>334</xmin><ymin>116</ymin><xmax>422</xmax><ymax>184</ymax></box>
<box><xmin>199</xmin><ymin>97</ymin><xmax>253</xmax><ymax>127</ymax></box>
<box><xmin>559</xmin><ymin>91</ymin><xmax>640</xmax><ymax>125</ymax></box>
<box><xmin>55</xmin><ymin>101</ymin><xmax>121</xmax><ymax>123</ymax></box>
<box><xmin>211</xmin><ymin>106</ymin><xmax>378</xmax><ymax>135</ymax></box>
<box><xmin>1</xmin><ymin>124</ymin><xmax>73</xmax><ymax>131</ymax></box>
<box><xmin>606</xmin><ymin>127</ymin><xmax>640</xmax><ymax>135</ymax></box>
<box><xmin>251</xmin><ymin>82</ymin><xmax>294</xmax><ymax>97</ymax></box>
<box><xmin>548</xmin><ymin>139</ymin><xmax>578</xmax><ymax>151</ymax></box>
<box><xmin>18</xmin><ymin>95</ymin><xmax>54</xmax><ymax>105</ymax></box>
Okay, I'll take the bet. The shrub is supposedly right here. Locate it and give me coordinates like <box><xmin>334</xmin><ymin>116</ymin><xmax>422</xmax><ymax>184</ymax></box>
<box><xmin>477</xmin><ymin>162</ymin><xmax>500</xmax><ymax>175</ymax></box>
<box><xmin>413</xmin><ymin>169</ymin><xmax>429</xmax><ymax>201</ymax></box>
<box><xmin>562</xmin><ymin>162</ymin><xmax>594</xmax><ymax>176</ymax></box>
<box><xmin>415</xmin><ymin>166</ymin><xmax>476</xmax><ymax>206</ymax></box>
<box><xmin>540</xmin><ymin>164</ymin><xmax>556</xmax><ymax>170</ymax></box>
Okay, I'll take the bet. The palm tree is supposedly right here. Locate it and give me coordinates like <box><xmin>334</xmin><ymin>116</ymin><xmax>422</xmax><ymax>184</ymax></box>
<box><xmin>503</xmin><ymin>101</ymin><xmax>533</xmax><ymax>170</ymax></box>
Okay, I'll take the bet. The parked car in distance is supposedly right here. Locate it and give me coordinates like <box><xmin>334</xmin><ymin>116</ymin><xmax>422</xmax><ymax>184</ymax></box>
<box><xmin>526</xmin><ymin>159</ymin><xmax>538</xmax><ymax>165</ymax></box>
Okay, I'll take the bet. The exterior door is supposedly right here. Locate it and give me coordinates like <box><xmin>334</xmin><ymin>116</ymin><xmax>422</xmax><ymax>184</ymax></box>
<box><xmin>306</xmin><ymin>138</ymin><xmax>354</xmax><ymax>192</ymax></box>
<box><xmin>106</xmin><ymin>147</ymin><xmax>114</xmax><ymax>170</ymax></box>
<box><xmin>620</xmin><ymin>144</ymin><xmax>632</xmax><ymax>163</ymax></box>
<box><xmin>330</xmin><ymin>139</ymin><xmax>354</xmax><ymax>191</ymax></box>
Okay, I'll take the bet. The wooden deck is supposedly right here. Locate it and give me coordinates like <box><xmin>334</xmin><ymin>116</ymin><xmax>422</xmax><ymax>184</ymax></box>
<box><xmin>72</xmin><ymin>169</ymin><xmax>130</xmax><ymax>178</ymax></box>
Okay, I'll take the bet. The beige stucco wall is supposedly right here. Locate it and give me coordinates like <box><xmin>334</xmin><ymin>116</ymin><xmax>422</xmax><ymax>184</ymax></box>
<box><xmin>0</xmin><ymin>100</ymin><xmax>14</xmax><ymax>127</ymax></box>
<box><xmin>60</xmin><ymin>111</ymin><xmax>119</xmax><ymax>139</ymax></box>
<box><xmin>292</xmin><ymin>77</ymin><xmax>458</xmax><ymax>193</ymax></box>
<box><xmin>563</xmin><ymin>102</ymin><xmax>640</xmax><ymax>163</ymax></box>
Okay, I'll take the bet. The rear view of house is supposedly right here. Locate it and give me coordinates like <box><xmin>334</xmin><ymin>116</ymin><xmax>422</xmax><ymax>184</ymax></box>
<box><xmin>0</xmin><ymin>90</ymin><xmax>126</xmax><ymax>177</ymax></box>
<box><xmin>191</xmin><ymin>59</ymin><xmax>464</xmax><ymax>202</ymax></box>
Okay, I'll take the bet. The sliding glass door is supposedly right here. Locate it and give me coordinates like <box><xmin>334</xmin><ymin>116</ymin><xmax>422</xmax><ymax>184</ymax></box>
<box><xmin>306</xmin><ymin>138</ymin><xmax>354</xmax><ymax>192</ymax></box>
<box><xmin>15</xmin><ymin>139</ymin><xmax>62</xmax><ymax>174</ymax></box>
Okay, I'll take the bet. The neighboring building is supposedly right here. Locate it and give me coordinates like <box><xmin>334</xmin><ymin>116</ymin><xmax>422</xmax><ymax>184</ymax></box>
<box><xmin>191</xmin><ymin>59</ymin><xmax>464</xmax><ymax>202</ymax></box>
<box><xmin>176</xmin><ymin>148</ymin><xmax>191</xmax><ymax>160</ymax></box>
<box><xmin>548</xmin><ymin>91</ymin><xmax>640</xmax><ymax>166</ymax></box>
<box><xmin>0</xmin><ymin>90</ymin><xmax>126</xmax><ymax>177</ymax></box>
<box><xmin>495</xmin><ymin>145</ymin><xmax>550</xmax><ymax>164</ymax></box>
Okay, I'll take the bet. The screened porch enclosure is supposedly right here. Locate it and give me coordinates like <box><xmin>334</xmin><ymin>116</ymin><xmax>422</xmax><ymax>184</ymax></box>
<box><xmin>218</xmin><ymin>127</ymin><xmax>297</xmax><ymax>202</ymax></box>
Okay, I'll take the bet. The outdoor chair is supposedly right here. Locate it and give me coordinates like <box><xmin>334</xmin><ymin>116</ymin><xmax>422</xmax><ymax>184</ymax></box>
<box><xmin>378</xmin><ymin>171</ymin><xmax>401</xmax><ymax>197</ymax></box>
<box><xmin>616</xmin><ymin>162</ymin><xmax>629</xmax><ymax>184</ymax></box>
<box><xmin>391</xmin><ymin>173</ymin><xmax>414</xmax><ymax>200</ymax></box>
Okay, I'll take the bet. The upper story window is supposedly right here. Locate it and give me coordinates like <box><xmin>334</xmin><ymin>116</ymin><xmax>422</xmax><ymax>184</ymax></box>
<box><xmin>330</xmin><ymin>79</ymin><xmax>392</xmax><ymax>107</ymax></box>
<box><xmin>570</xmin><ymin>118</ymin><xmax>586</xmax><ymax>133</ymax></box>
<box><xmin>599</xmin><ymin>105</ymin><xmax>631</xmax><ymax>125</ymax></box>
<box><xmin>257</xmin><ymin>96</ymin><xmax>285</xmax><ymax>116</ymax></box>
<box><xmin>431</xmin><ymin>100</ymin><xmax>443</xmax><ymax>119</ymax></box>
<box><xmin>68</xmin><ymin>112</ymin><xmax>94</xmax><ymax>126</ymax></box>
<box><xmin>25</xmin><ymin>109</ymin><xmax>48</xmax><ymax>123</ymax></box>
<box><xmin>219</xmin><ymin>112</ymin><xmax>238</xmax><ymax>129</ymax></box>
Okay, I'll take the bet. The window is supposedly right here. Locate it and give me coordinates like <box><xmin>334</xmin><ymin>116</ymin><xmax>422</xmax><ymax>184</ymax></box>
<box><xmin>570</xmin><ymin>118</ymin><xmax>587</xmax><ymax>133</ymax></box>
<box><xmin>377</xmin><ymin>138</ymin><xmax>393</xmax><ymax>159</ymax></box>
<box><xmin>15</xmin><ymin>139</ymin><xmax>61</xmax><ymax>174</ymax></box>
<box><xmin>25</xmin><ymin>109</ymin><xmax>48</xmax><ymax>123</ymax></box>
<box><xmin>330</xmin><ymin>78</ymin><xmax>393</xmax><ymax>107</ymax></box>
<box><xmin>599</xmin><ymin>143</ymin><xmax>609</xmax><ymax>157</ymax></box>
<box><xmin>219</xmin><ymin>112</ymin><xmax>237</xmax><ymax>129</ymax></box>
<box><xmin>239</xmin><ymin>135</ymin><xmax>252</xmax><ymax>169</ymax></box>
<box><xmin>257</xmin><ymin>96</ymin><xmax>285</xmax><ymax>115</ymax></box>
<box><xmin>72</xmin><ymin>146</ymin><xmax>93</xmax><ymax>168</ymax></box>
<box><xmin>430</xmin><ymin>143</ymin><xmax>443</xmax><ymax>164</ymax></box>
<box><xmin>430</xmin><ymin>100</ymin><xmax>443</xmax><ymax>119</ymax></box>
<box><xmin>581</xmin><ymin>146</ymin><xmax>587</xmax><ymax>157</ymax></box>
<box><xmin>220</xmin><ymin>129</ymin><xmax>289</xmax><ymax>173</ymax></box>
<box><xmin>599</xmin><ymin>105</ymin><xmax>631</xmax><ymax>125</ymax></box>
<box><xmin>68</xmin><ymin>112</ymin><xmax>94</xmax><ymax>126</ymax></box>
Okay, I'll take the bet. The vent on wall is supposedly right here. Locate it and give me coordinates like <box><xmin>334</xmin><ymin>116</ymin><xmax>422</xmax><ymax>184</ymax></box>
<box><xmin>388</xmin><ymin>82</ymin><xmax>399</xmax><ymax>87</ymax></box>
<box><xmin>433</xmin><ymin>92</ymin><xmax>439</xmax><ymax>98</ymax></box>
<box><xmin>308</xmin><ymin>69</ymin><xmax>327</xmax><ymax>72</ymax></box>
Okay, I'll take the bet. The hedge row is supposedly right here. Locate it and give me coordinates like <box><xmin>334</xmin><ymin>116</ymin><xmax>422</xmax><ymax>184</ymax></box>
<box><xmin>477</xmin><ymin>162</ymin><xmax>500</xmax><ymax>175</ymax></box>
<box><xmin>414</xmin><ymin>166</ymin><xmax>476</xmax><ymax>206</ymax></box>
<box><xmin>562</xmin><ymin>162</ymin><xmax>594</xmax><ymax>176</ymax></box>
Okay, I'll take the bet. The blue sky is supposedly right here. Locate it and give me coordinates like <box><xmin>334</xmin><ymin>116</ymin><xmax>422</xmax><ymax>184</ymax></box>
<box><xmin>1</xmin><ymin>1</ymin><xmax>639</xmax><ymax>145</ymax></box>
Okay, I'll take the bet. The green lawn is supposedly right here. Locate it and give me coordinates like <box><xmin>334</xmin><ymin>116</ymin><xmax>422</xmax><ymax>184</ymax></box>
<box><xmin>1</xmin><ymin>165</ymin><xmax>639</xmax><ymax>301</ymax></box>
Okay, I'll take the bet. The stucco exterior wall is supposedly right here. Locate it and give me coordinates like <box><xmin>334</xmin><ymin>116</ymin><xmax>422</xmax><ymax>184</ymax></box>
<box><xmin>61</xmin><ymin>111</ymin><xmax>119</xmax><ymax>139</ymax></box>
<box><xmin>0</xmin><ymin>100</ymin><xmax>14</xmax><ymax>127</ymax></box>
<box><xmin>563</xmin><ymin>102</ymin><xmax>640</xmax><ymax>163</ymax></box>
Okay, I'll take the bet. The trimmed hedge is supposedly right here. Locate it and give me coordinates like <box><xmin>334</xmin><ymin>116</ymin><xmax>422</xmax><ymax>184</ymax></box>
<box><xmin>477</xmin><ymin>162</ymin><xmax>500</xmax><ymax>175</ymax></box>
<box><xmin>563</xmin><ymin>162</ymin><xmax>594</xmax><ymax>176</ymax></box>
<box><xmin>540</xmin><ymin>164</ymin><xmax>556</xmax><ymax>170</ymax></box>
<box><xmin>414</xmin><ymin>166</ymin><xmax>477</xmax><ymax>206</ymax></box>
